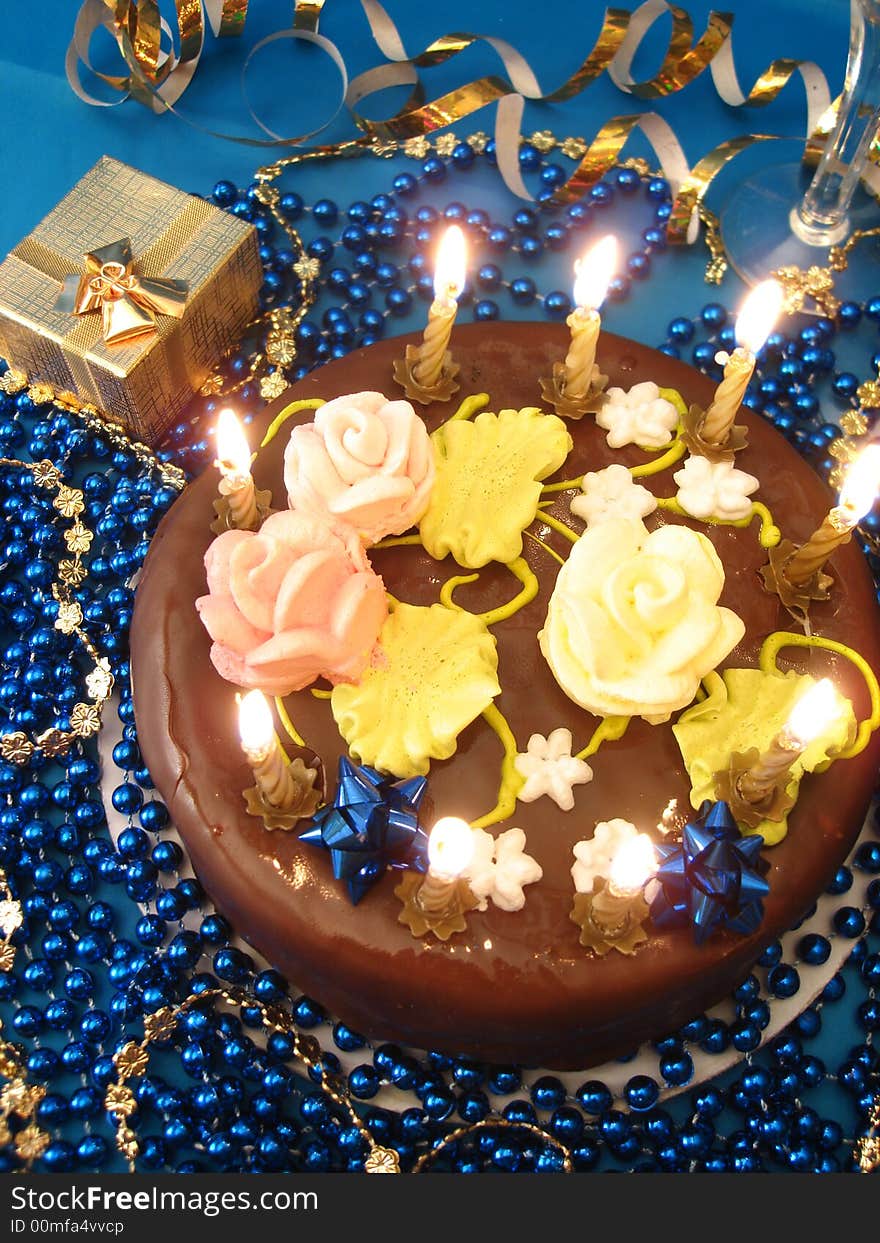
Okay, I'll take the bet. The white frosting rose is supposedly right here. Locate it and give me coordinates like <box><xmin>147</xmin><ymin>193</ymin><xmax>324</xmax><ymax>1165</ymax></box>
<box><xmin>539</xmin><ymin>518</ymin><xmax>745</xmax><ymax>723</ymax></box>
<box><xmin>284</xmin><ymin>391</ymin><xmax>434</xmax><ymax>543</ymax></box>
<box><xmin>595</xmin><ymin>381</ymin><xmax>678</xmax><ymax>449</ymax></box>
<box><xmin>571</xmin><ymin>463</ymin><xmax>658</xmax><ymax>527</ymax></box>
<box><xmin>673</xmin><ymin>454</ymin><xmax>759</xmax><ymax>522</ymax></box>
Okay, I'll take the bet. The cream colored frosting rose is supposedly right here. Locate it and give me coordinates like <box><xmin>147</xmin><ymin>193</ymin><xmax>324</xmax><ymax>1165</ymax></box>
<box><xmin>539</xmin><ymin>518</ymin><xmax>744</xmax><ymax>723</ymax></box>
<box><xmin>196</xmin><ymin>510</ymin><xmax>388</xmax><ymax>696</ymax></box>
<box><xmin>284</xmin><ymin>391</ymin><xmax>434</xmax><ymax>543</ymax></box>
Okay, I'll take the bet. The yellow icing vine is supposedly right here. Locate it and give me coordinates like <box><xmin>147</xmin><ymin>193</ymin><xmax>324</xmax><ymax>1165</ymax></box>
<box><xmin>372</xmin><ymin>533</ymin><xmax>424</xmax><ymax>551</ymax></box>
<box><xmin>470</xmin><ymin>703</ymin><xmax>524</xmax><ymax>829</ymax></box>
<box><xmin>439</xmin><ymin>572</ymin><xmax>479</xmax><ymax>610</ymax></box>
<box><xmin>446</xmin><ymin>393</ymin><xmax>490</xmax><ymax>422</ymax></box>
<box><xmin>746</xmin><ymin>503</ymin><xmax>780</xmax><ymax>549</ymax></box>
<box><xmin>524</xmin><ymin>529</ymin><xmax>565</xmax><ymax>566</ymax></box>
<box><xmin>575</xmin><ymin>715</ymin><xmax>631</xmax><ymax>762</ymax></box>
<box><xmin>760</xmin><ymin>631</ymin><xmax>880</xmax><ymax>759</ymax></box>
<box><xmin>274</xmin><ymin>696</ymin><xmax>306</xmax><ymax>748</ymax></box>
<box><xmin>629</xmin><ymin>432</ymin><xmax>687</xmax><ymax>478</ymax></box>
<box><xmin>539</xmin><ymin>392</ymin><xmax>688</xmax><ymax>496</ymax></box>
<box><xmin>310</xmin><ymin>688</ymin><xmax>332</xmax><ymax>700</ymax></box>
<box><xmin>260</xmin><ymin>398</ymin><xmax>325</xmax><ymax>449</ymax></box>
<box><xmin>540</xmin><ymin>431</ymin><xmax>686</xmax><ymax>496</ymax></box>
<box><xmin>440</xmin><ymin>557</ymin><xmax>539</xmax><ymax>626</ymax></box>
<box><xmin>655</xmin><ymin>497</ymin><xmax>781</xmax><ymax>548</ymax></box>
<box><xmin>657</xmin><ymin>387</ymin><xmax>688</xmax><ymax>419</ymax></box>
<box><xmin>540</xmin><ymin>474</ymin><xmax>586</xmax><ymax>496</ymax></box>
<box><xmin>537</xmin><ymin>510</ymin><xmax>579</xmax><ymax>545</ymax></box>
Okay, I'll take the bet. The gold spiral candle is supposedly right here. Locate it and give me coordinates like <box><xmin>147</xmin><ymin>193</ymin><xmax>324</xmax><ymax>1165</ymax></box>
<box><xmin>783</xmin><ymin>508</ymin><xmax>852</xmax><ymax>587</ymax></box>
<box><xmin>700</xmin><ymin>347</ymin><xmax>754</xmax><ymax>444</ymax></box>
<box><xmin>412</xmin><ymin>226</ymin><xmax>466</xmax><ymax>389</ymax></box>
<box><xmin>735</xmin><ymin>679</ymin><xmax>839</xmax><ymax>805</ymax></box>
<box><xmin>588</xmin><ymin>832</ymin><xmax>655</xmax><ymax>938</ymax></box>
<box><xmin>215</xmin><ymin>408</ymin><xmax>258</xmax><ymax>530</ymax></box>
<box><xmin>562</xmin><ymin>235</ymin><xmax>617</xmax><ymax>398</ymax></box>
<box><xmin>782</xmin><ymin>443</ymin><xmax>880</xmax><ymax>588</ymax></box>
<box><xmin>562</xmin><ymin>307</ymin><xmax>601</xmax><ymax>400</ymax></box>
<box><xmin>735</xmin><ymin>734</ymin><xmax>802</xmax><ymax>804</ymax></box>
<box><xmin>417</xmin><ymin>816</ymin><xmax>474</xmax><ymax>918</ymax></box>
<box><xmin>238</xmin><ymin>691</ymin><xmax>299</xmax><ymax>810</ymax></box>
<box><xmin>413</xmin><ymin>298</ymin><xmax>457</xmax><ymax>388</ymax></box>
<box><xmin>700</xmin><ymin>280</ymin><xmax>783</xmax><ymax>446</ymax></box>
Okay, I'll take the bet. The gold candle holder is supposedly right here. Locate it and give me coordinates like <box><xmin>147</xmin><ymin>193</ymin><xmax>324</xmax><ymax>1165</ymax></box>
<box><xmin>684</xmin><ymin>280</ymin><xmax>783</xmax><ymax>458</ymax></box>
<box><xmin>393</xmin><ymin>226</ymin><xmax>465</xmax><ymax>405</ymax></box>
<box><xmin>396</xmin><ymin>816</ymin><xmax>478</xmax><ymax>941</ymax></box>
<box><xmin>238</xmin><ymin>691</ymin><xmax>321</xmax><ymax>830</ymax></box>
<box><xmin>570</xmin><ymin>833</ymin><xmax>655</xmax><ymax>956</ymax></box>
<box><xmin>715</xmin><ymin>679</ymin><xmax>841</xmax><ymax>828</ymax></box>
<box><xmin>211</xmin><ymin>408</ymin><xmax>272</xmax><ymax>535</ymax></box>
<box><xmin>762</xmin><ymin>443</ymin><xmax>880</xmax><ymax>618</ymax></box>
<box><xmin>540</xmin><ymin>235</ymin><xmax>616</xmax><ymax>419</ymax></box>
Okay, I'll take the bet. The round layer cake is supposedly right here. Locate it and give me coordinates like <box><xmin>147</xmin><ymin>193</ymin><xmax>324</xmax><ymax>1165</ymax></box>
<box><xmin>131</xmin><ymin>322</ymin><xmax>880</xmax><ymax>1069</ymax></box>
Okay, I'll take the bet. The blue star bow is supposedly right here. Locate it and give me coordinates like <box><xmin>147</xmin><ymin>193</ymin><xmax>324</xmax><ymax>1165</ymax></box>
<box><xmin>300</xmin><ymin>758</ymin><xmax>429</xmax><ymax>904</ymax></box>
<box><xmin>650</xmin><ymin>800</ymin><xmax>769</xmax><ymax>945</ymax></box>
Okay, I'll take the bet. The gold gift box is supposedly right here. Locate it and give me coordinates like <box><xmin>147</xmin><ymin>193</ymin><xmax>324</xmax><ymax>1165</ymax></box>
<box><xmin>0</xmin><ymin>156</ymin><xmax>262</xmax><ymax>444</ymax></box>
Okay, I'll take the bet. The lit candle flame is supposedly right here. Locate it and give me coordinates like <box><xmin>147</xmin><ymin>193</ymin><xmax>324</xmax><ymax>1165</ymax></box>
<box><xmin>433</xmin><ymin>226</ymin><xmax>467</xmax><ymax>303</ymax></box>
<box><xmin>783</xmin><ymin>678</ymin><xmax>841</xmax><ymax>749</ymax></box>
<box><xmin>216</xmin><ymin>408</ymin><xmax>252</xmax><ymax>479</ymax></box>
<box><xmin>839</xmin><ymin>442</ymin><xmax>880</xmax><ymax>523</ymax></box>
<box><xmin>572</xmin><ymin>235</ymin><xmax>618</xmax><ymax>312</ymax></box>
<box><xmin>735</xmin><ymin>279</ymin><xmax>784</xmax><ymax>356</ymax></box>
<box><xmin>608</xmin><ymin>833</ymin><xmax>656</xmax><ymax>898</ymax></box>
<box><xmin>427</xmin><ymin>816</ymin><xmax>474</xmax><ymax>880</ymax></box>
<box><xmin>238</xmin><ymin>690</ymin><xmax>275</xmax><ymax>762</ymax></box>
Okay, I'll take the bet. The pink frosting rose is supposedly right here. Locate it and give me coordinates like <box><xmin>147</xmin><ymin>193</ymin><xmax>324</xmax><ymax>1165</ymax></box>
<box><xmin>283</xmin><ymin>390</ymin><xmax>435</xmax><ymax>543</ymax></box>
<box><xmin>195</xmin><ymin>509</ymin><xmax>388</xmax><ymax>696</ymax></box>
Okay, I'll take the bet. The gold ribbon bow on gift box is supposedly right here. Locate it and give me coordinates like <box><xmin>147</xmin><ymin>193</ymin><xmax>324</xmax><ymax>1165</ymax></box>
<box><xmin>55</xmin><ymin>238</ymin><xmax>188</xmax><ymax>346</ymax></box>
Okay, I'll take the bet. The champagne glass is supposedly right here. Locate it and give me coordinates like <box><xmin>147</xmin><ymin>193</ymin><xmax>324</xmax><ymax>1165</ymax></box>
<box><xmin>722</xmin><ymin>0</ymin><xmax>880</xmax><ymax>305</ymax></box>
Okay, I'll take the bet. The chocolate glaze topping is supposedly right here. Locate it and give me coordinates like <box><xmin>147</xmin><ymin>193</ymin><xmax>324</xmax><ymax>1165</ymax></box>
<box><xmin>131</xmin><ymin>323</ymin><xmax>880</xmax><ymax>1068</ymax></box>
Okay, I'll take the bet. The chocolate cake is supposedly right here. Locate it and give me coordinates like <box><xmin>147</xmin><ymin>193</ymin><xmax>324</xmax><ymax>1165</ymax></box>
<box><xmin>131</xmin><ymin>322</ymin><xmax>880</xmax><ymax>1069</ymax></box>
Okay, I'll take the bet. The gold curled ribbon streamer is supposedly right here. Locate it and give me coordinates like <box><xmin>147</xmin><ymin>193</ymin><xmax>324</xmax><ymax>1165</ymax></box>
<box><xmin>65</xmin><ymin>0</ymin><xmax>849</xmax><ymax>240</ymax></box>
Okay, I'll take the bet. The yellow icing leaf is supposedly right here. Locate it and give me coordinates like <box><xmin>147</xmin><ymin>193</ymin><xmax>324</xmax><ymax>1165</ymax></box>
<box><xmin>420</xmin><ymin>407</ymin><xmax>572</xmax><ymax>568</ymax></box>
<box><xmin>331</xmin><ymin>602</ymin><xmax>501</xmax><ymax>779</ymax></box>
<box><xmin>673</xmin><ymin>667</ymin><xmax>856</xmax><ymax>844</ymax></box>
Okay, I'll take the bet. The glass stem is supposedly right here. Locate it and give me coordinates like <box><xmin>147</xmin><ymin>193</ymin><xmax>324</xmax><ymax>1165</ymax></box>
<box><xmin>793</xmin><ymin>0</ymin><xmax>880</xmax><ymax>245</ymax></box>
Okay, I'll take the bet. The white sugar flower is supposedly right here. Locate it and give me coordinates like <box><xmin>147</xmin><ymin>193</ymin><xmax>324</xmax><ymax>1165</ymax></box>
<box><xmin>571</xmin><ymin>463</ymin><xmax>658</xmax><ymax>527</ymax></box>
<box><xmin>514</xmin><ymin>727</ymin><xmax>593</xmax><ymax>811</ymax></box>
<box><xmin>596</xmin><ymin>381</ymin><xmax>678</xmax><ymax>449</ymax></box>
<box><xmin>467</xmin><ymin>828</ymin><xmax>497</xmax><ymax>902</ymax></box>
<box><xmin>673</xmin><ymin>454</ymin><xmax>759</xmax><ymax>522</ymax></box>
<box><xmin>571</xmin><ymin>818</ymin><xmax>638</xmax><ymax>894</ymax></box>
<box><xmin>466</xmin><ymin>827</ymin><xmax>543</xmax><ymax>912</ymax></box>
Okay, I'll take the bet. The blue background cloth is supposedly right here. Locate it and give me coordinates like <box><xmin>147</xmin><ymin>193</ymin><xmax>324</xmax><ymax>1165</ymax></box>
<box><xmin>0</xmin><ymin>0</ymin><xmax>854</xmax><ymax>349</ymax></box>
